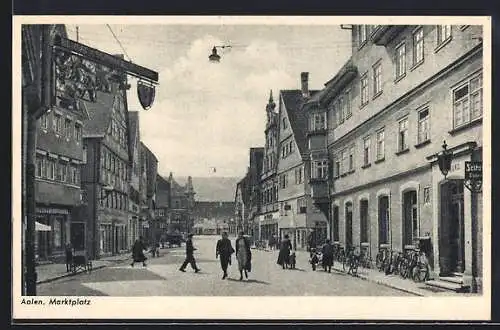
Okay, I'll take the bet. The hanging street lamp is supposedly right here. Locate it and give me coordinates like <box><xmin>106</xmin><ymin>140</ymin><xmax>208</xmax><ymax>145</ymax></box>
<box><xmin>437</xmin><ymin>140</ymin><xmax>453</xmax><ymax>179</ymax></box>
<box><xmin>208</xmin><ymin>45</ymin><xmax>232</xmax><ymax>63</ymax></box>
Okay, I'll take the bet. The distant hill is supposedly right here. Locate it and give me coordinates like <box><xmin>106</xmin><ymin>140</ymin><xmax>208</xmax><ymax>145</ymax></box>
<box><xmin>176</xmin><ymin>176</ymin><xmax>240</xmax><ymax>202</ymax></box>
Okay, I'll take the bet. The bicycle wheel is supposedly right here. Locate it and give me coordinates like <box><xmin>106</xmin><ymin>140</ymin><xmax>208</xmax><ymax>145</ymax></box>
<box><xmin>416</xmin><ymin>264</ymin><xmax>429</xmax><ymax>282</ymax></box>
<box><xmin>351</xmin><ymin>259</ymin><xmax>359</xmax><ymax>276</ymax></box>
<box><xmin>375</xmin><ymin>253</ymin><xmax>383</xmax><ymax>271</ymax></box>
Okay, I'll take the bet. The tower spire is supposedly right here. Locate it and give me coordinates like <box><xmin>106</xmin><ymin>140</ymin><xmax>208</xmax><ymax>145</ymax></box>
<box><xmin>266</xmin><ymin>89</ymin><xmax>276</xmax><ymax>112</ymax></box>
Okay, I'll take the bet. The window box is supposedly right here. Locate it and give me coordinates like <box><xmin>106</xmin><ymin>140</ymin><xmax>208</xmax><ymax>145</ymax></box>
<box><xmin>361</xmin><ymin>242</ymin><xmax>370</xmax><ymax>247</ymax></box>
<box><xmin>361</xmin><ymin>163</ymin><xmax>371</xmax><ymax>169</ymax></box>
<box><xmin>340</xmin><ymin>173</ymin><xmax>348</xmax><ymax>178</ymax></box>
<box><xmin>414</xmin><ymin>139</ymin><xmax>431</xmax><ymax>149</ymax></box>
<box><xmin>374</xmin><ymin>157</ymin><xmax>385</xmax><ymax>164</ymax></box>
<box><xmin>448</xmin><ymin>117</ymin><xmax>482</xmax><ymax>135</ymax></box>
<box><xmin>347</xmin><ymin>169</ymin><xmax>355</xmax><ymax>175</ymax></box>
<box><xmin>395</xmin><ymin>148</ymin><xmax>410</xmax><ymax>156</ymax></box>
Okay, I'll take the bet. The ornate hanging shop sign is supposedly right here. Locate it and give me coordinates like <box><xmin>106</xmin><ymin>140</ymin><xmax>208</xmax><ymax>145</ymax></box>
<box><xmin>53</xmin><ymin>36</ymin><xmax>158</xmax><ymax>82</ymax></box>
<box><xmin>137</xmin><ymin>80</ymin><xmax>156</xmax><ymax>110</ymax></box>
<box><xmin>51</xmin><ymin>35</ymin><xmax>158</xmax><ymax>111</ymax></box>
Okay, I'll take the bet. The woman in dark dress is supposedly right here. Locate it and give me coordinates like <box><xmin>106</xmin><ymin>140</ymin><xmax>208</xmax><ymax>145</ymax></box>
<box><xmin>277</xmin><ymin>234</ymin><xmax>293</xmax><ymax>269</ymax></box>
<box><xmin>321</xmin><ymin>239</ymin><xmax>334</xmax><ymax>273</ymax></box>
<box><xmin>131</xmin><ymin>236</ymin><xmax>147</xmax><ymax>267</ymax></box>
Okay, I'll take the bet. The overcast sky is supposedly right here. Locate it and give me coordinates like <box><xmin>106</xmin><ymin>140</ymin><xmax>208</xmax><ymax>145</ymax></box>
<box><xmin>66</xmin><ymin>22</ymin><xmax>352</xmax><ymax>178</ymax></box>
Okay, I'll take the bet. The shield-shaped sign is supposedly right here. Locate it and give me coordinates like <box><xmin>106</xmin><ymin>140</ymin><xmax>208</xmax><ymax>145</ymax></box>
<box><xmin>137</xmin><ymin>80</ymin><xmax>156</xmax><ymax>110</ymax></box>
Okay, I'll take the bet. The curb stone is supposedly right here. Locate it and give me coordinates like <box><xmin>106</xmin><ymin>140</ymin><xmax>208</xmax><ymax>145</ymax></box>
<box><xmin>36</xmin><ymin>265</ymin><xmax>106</xmax><ymax>285</ymax></box>
<box><xmin>330</xmin><ymin>266</ymin><xmax>426</xmax><ymax>297</ymax></box>
<box><xmin>36</xmin><ymin>257</ymin><xmax>130</xmax><ymax>285</ymax></box>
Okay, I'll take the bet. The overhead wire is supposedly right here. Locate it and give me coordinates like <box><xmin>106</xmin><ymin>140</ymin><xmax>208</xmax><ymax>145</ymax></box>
<box><xmin>105</xmin><ymin>24</ymin><xmax>132</xmax><ymax>62</ymax></box>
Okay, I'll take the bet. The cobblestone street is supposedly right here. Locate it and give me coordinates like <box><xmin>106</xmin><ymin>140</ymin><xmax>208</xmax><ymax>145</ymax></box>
<box><xmin>37</xmin><ymin>235</ymin><xmax>415</xmax><ymax>296</ymax></box>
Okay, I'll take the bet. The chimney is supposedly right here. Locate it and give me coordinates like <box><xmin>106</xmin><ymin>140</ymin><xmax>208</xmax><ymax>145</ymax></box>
<box><xmin>301</xmin><ymin>72</ymin><xmax>309</xmax><ymax>97</ymax></box>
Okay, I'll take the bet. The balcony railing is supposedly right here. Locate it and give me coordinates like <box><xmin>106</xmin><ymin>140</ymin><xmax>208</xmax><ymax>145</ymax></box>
<box><xmin>370</xmin><ymin>25</ymin><xmax>406</xmax><ymax>46</ymax></box>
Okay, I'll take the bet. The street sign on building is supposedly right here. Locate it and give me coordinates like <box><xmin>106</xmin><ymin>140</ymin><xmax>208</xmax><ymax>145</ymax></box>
<box><xmin>464</xmin><ymin>161</ymin><xmax>482</xmax><ymax>193</ymax></box>
<box><xmin>465</xmin><ymin>161</ymin><xmax>482</xmax><ymax>180</ymax></box>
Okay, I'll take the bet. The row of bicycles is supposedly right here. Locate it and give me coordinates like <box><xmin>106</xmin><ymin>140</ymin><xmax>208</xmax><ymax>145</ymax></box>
<box><xmin>331</xmin><ymin>244</ymin><xmax>430</xmax><ymax>282</ymax></box>
<box><xmin>375</xmin><ymin>247</ymin><xmax>431</xmax><ymax>282</ymax></box>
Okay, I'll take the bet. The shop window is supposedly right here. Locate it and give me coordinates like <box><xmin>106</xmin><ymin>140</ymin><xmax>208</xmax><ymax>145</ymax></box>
<box><xmin>71</xmin><ymin>223</ymin><xmax>85</xmax><ymax>251</ymax></box>
<box><xmin>52</xmin><ymin>216</ymin><xmax>64</xmax><ymax>249</ymax></box>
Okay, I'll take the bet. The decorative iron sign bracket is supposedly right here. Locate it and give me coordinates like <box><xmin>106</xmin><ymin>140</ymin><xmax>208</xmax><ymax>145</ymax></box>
<box><xmin>52</xmin><ymin>35</ymin><xmax>159</xmax><ymax>111</ymax></box>
<box><xmin>53</xmin><ymin>35</ymin><xmax>158</xmax><ymax>83</ymax></box>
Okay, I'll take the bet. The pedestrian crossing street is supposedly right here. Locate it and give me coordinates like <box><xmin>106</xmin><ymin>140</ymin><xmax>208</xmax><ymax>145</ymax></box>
<box><xmin>37</xmin><ymin>236</ymin><xmax>413</xmax><ymax>296</ymax></box>
<box><xmin>79</xmin><ymin>262</ymin><xmax>278</xmax><ymax>296</ymax></box>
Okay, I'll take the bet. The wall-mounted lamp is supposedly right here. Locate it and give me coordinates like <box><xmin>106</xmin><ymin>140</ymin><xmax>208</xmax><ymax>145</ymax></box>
<box><xmin>208</xmin><ymin>45</ymin><xmax>232</xmax><ymax>63</ymax></box>
<box><xmin>437</xmin><ymin>140</ymin><xmax>453</xmax><ymax>179</ymax></box>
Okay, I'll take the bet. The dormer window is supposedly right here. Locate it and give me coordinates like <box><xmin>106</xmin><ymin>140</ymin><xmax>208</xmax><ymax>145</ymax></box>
<box><xmin>309</xmin><ymin>112</ymin><xmax>327</xmax><ymax>131</ymax></box>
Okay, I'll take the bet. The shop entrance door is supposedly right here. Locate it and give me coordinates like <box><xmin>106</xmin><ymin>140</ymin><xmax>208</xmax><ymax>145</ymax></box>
<box><xmin>440</xmin><ymin>180</ymin><xmax>465</xmax><ymax>275</ymax></box>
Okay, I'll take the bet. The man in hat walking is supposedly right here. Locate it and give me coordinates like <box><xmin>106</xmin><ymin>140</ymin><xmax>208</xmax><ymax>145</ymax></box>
<box><xmin>179</xmin><ymin>233</ymin><xmax>201</xmax><ymax>273</ymax></box>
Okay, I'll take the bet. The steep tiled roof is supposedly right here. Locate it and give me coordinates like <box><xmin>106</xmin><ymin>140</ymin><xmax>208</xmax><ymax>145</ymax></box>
<box><xmin>81</xmin><ymin>91</ymin><xmax>115</xmax><ymax>137</ymax></box>
<box><xmin>156</xmin><ymin>174</ymin><xmax>170</xmax><ymax>208</ymax></box>
<box><xmin>280</xmin><ymin>90</ymin><xmax>320</xmax><ymax>156</ymax></box>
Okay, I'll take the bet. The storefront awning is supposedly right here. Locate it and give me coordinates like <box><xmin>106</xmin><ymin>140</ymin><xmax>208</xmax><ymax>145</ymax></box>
<box><xmin>35</xmin><ymin>221</ymin><xmax>52</xmax><ymax>231</ymax></box>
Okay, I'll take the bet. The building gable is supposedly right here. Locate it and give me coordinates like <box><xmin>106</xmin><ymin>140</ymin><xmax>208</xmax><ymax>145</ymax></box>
<box><xmin>277</xmin><ymin>92</ymin><xmax>306</xmax><ymax>174</ymax></box>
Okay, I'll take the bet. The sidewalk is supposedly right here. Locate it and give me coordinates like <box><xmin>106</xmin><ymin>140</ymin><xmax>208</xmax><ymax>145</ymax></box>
<box><xmin>36</xmin><ymin>253</ymin><xmax>132</xmax><ymax>285</ymax></box>
<box><xmin>293</xmin><ymin>251</ymin><xmax>472</xmax><ymax>297</ymax></box>
<box><xmin>329</xmin><ymin>262</ymin><xmax>468</xmax><ymax>297</ymax></box>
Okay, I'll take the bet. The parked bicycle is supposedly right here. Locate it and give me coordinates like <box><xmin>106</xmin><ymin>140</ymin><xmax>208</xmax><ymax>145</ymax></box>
<box><xmin>334</xmin><ymin>245</ymin><xmax>345</xmax><ymax>264</ymax></box>
<box><xmin>375</xmin><ymin>247</ymin><xmax>391</xmax><ymax>273</ymax></box>
<box><xmin>359</xmin><ymin>248</ymin><xmax>372</xmax><ymax>269</ymax></box>
<box><xmin>342</xmin><ymin>246</ymin><xmax>359</xmax><ymax>275</ymax></box>
<box><xmin>406</xmin><ymin>248</ymin><xmax>430</xmax><ymax>282</ymax></box>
